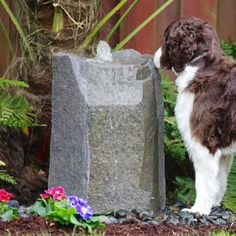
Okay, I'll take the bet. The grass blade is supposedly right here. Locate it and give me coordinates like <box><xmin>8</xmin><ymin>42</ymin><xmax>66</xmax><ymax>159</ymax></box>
<box><xmin>105</xmin><ymin>0</ymin><xmax>139</xmax><ymax>43</ymax></box>
<box><xmin>113</xmin><ymin>0</ymin><xmax>174</xmax><ymax>51</ymax></box>
<box><xmin>0</xmin><ymin>0</ymin><xmax>34</xmax><ymax>61</ymax></box>
<box><xmin>52</xmin><ymin>4</ymin><xmax>64</xmax><ymax>33</ymax></box>
<box><xmin>77</xmin><ymin>0</ymin><xmax>128</xmax><ymax>51</ymax></box>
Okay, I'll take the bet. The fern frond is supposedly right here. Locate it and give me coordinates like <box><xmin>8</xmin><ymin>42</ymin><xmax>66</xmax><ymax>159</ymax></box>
<box><xmin>0</xmin><ymin>78</ymin><xmax>29</xmax><ymax>89</ymax></box>
<box><xmin>0</xmin><ymin>90</ymin><xmax>36</xmax><ymax>127</ymax></box>
<box><xmin>0</xmin><ymin>170</ymin><xmax>16</xmax><ymax>184</ymax></box>
<box><xmin>0</xmin><ymin>77</ymin><xmax>36</xmax><ymax>127</ymax></box>
<box><xmin>174</xmin><ymin>176</ymin><xmax>195</xmax><ymax>204</ymax></box>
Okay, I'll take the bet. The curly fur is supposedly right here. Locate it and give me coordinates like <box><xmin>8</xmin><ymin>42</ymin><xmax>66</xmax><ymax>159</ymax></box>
<box><xmin>154</xmin><ymin>17</ymin><xmax>236</xmax><ymax>215</ymax></box>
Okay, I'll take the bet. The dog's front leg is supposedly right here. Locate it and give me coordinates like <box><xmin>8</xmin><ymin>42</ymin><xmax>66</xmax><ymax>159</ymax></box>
<box><xmin>183</xmin><ymin>147</ymin><xmax>222</xmax><ymax>215</ymax></box>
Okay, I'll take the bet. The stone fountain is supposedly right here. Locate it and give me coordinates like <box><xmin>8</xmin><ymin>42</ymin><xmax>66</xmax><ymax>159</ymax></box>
<box><xmin>49</xmin><ymin>41</ymin><xmax>165</xmax><ymax>212</ymax></box>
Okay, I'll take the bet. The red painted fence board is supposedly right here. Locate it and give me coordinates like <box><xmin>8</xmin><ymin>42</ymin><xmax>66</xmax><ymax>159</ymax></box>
<box><xmin>217</xmin><ymin>0</ymin><xmax>236</xmax><ymax>41</ymax></box>
<box><xmin>181</xmin><ymin>0</ymin><xmax>218</xmax><ymax>28</ymax></box>
<box><xmin>120</xmin><ymin>0</ymin><xmax>159</xmax><ymax>54</ymax></box>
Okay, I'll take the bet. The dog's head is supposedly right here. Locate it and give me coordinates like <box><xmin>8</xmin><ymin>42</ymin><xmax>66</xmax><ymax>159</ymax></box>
<box><xmin>154</xmin><ymin>17</ymin><xmax>221</xmax><ymax>73</ymax></box>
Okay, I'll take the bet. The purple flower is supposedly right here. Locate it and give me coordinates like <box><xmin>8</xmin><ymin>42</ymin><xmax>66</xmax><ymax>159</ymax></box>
<box><xmin>68</xmin><ymin>196</ymin><xmax>93</xmax><ymax>220</ymax></box>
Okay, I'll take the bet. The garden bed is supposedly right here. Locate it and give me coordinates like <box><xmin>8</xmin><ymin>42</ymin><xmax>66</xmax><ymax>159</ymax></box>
<box><xmin>0</xmin><ymin>187</ymin><xmax>236</xmax><ymax>235</ymax></box>
<box><xmin>0</xmin><ymin>216</ymin><xmax>236</xmax><ymax>236</ymax></box>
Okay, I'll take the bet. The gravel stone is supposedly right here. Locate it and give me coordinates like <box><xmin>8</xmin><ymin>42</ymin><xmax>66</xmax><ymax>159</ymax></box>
<box><xmin>114</xmin><ymin>209</ymin><xmax>127</xmax><ymax>219</ymax></box>
<box><xmin>7</xmin><ymin>200</ymin><xmax>20</xmax><ymax>209</ymax></box>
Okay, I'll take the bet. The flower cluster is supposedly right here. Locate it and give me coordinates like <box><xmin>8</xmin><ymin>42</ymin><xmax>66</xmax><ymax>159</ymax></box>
<box><xmin>0</xmin><ymin>189</ymin><xmax>14</xmax><ymax>202</ymax></box>
<box><xmin>68</xmin><ymin>196</ymin><xmax>93</xmax><ymax>220</ymax></box>
<box><xmin>39</xmin><ymin>186</ymin><xmax>93</xmax><ymax>221</ymax></box>
<box><xmin>40</xmin><ymin>186</ymin><xmax>66</xmax><ymax>201</ymax></box>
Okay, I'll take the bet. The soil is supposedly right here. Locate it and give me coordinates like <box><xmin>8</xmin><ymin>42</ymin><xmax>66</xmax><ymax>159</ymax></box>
<box><xmin>0</xmin><ymin>216</ymin><xmax>235</xmax><ymax>236</ymax></box>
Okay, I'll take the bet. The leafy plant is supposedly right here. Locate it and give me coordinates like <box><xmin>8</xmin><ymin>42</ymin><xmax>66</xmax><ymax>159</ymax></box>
<box><xmin>161</xmin><ymin>77</ymin><xmax>186</xmax><ymax>162</ymax></box>
<box><xmin>0</xmin><ymin>189</ymin><xmax>18</xmax><ymax>221</ymax></box>
<box><xmin>174</xmin><ymin>176</ymin><xmax>195</xmax><ymax>204</ymax></box>
<box><xmin>221</xmin><ymin>41</ymin><xmax>236</xmax><ymax>59</ymax></box>
<box><xmin>0</xmin><ymin>77</ymin><xmax>36</xmax><ymax>127</ymax></box>
<box><xmin>31</xmin><ymin>187</ymin><xmax>104</xmax><ymax>233</ymax></box>
<box><xmin>0</xmin><ymin>161</ymin><xmax>16</xmax><ymax>185</ymax></box>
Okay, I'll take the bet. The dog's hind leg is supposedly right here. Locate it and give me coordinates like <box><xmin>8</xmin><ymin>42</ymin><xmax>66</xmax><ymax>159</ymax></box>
<box><xmin>213</xmin><ymin>154</ymin><xmax>234</xmax><ymax>207</ymax></box>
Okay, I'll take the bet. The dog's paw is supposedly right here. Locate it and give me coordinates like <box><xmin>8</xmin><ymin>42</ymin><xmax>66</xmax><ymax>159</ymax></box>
<box><xmin>181</xmin><ymin>207</ymin><xmax>196</xmax><ymax>214</ymax></box>
<box><xmin>181</xmin><ymin>206</ymin><xmax>211</xmax><ymax>215</ymax></box>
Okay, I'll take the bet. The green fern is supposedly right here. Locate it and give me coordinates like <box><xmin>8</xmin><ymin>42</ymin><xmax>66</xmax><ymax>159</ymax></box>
<box><xmin>161</xmin><ymin>77</ymin><xmax>186</xmax><ymax>162</ymax></box>
<box><xmin>0</xmin><ymin>78</ymin><xmax>36</xmax><ymax>127</ymax></box>
<box><xmin>174</xmin><ymin>176</ymin><xmax>195</xmax><ymax>204</ymax></box>
<box><xmin>0</xmin><ymin>78</ymin><xmax>29</xmax><ymax>89</ymax></box>
<box><xmin>0</xmin><ymin>161</ymin><xmax>16</xmax><ymax>185</ymax></box>
<box><xmin>0</xmin><ymin>170</ymin><xmax>16</xmax><ymax>184</ymax></box>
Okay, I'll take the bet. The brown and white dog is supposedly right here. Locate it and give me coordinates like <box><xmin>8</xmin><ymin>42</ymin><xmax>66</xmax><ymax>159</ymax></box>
<box><xmin>154</xmin><ymin>17</ymin><xmax>236</xmax><ymax>215</ymax></box>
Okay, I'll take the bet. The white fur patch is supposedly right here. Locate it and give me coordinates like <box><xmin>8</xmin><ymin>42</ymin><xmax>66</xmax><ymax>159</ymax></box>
<box><xmin>153</xmin><ymin>47</ymin><xmax>162</xmax><ymax>68</ymax></box>
<box><xmin>175</xmin><ymin>66</ymin><xmax>197</xmax><ymax>156</ymax></box>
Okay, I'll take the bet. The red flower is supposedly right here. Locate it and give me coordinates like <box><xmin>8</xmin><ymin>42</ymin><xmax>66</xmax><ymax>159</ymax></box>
<box><xmin>0</xmin><ymin>189</ymin><xmax>14</xmax><ymax>202</ymax></box>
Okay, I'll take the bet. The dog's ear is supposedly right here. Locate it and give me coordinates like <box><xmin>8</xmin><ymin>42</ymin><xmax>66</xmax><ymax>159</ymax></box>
<box><xmin>167</xmin><ymin>31</ymin><xmax>198</xmax><ymax>73</ymax></box>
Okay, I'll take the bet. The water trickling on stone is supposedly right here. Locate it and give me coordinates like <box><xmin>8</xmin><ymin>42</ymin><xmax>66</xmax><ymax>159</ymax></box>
<box><xmin>96</xmin><ymin>40</ymin><xmax>113</xmax><ymax>62</ymax></box>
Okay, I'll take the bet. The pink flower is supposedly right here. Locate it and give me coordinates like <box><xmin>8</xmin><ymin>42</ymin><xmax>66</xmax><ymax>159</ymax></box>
<box><xmin>40</xmin><ymin>193</ymin><xmax>49</xmax><ymax>199</ymax></box>
<box><xmin>0</xmin><ymin>189</ymin><xmax>14</xmax><ymax>202</ymax></box>
<box><xmin>53</xmin><ymin>194</ymin><xmax>66</xmax><ymax>201</ymax></box>
<box><xmin>40</xmin><ymin>186</ymin><xmax>66</xmax><ymax>201</ymax></box>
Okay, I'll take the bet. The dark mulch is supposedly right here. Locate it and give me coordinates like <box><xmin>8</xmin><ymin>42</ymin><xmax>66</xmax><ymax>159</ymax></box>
<box><xmin>0</xmin><ymin>216</ymin><xmax>236</xmax><ymax>236</ymax></box>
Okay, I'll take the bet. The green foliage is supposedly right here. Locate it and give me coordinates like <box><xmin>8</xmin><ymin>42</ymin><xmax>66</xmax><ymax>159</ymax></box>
<box><xmin>78</xmin><ymin>0</ymin><xmax>128</xmax><ymax>51</ymax></box>
<box><xmin>210</xmin><ymin>230</ymin><xmax>236</xmax><ymax>236</ymax></box>
<box><xmin>0</xmin><ymin>0</ymin><xmax>34</xmax><ymax>60</ymax></box>
<box><xmin>0</xmin><ymin>161</ymin><xmax>16</xmax><ymax>185</ymax></box>
<box><xmin>221</xmin><ymin>41</ymin><xmax>236</xmax><ymax>213</ymax></box>
<box><xmin>0</xmin><ymin>202</ymin><xmax>18</xmax><ymax>221</ymax></box>
<box><xmin>31</xmin><ymin>198</ymin><xmax>104</xmax><ymax>233</ymax></box>
<box><xmin>174</xmin><ymin>176</ymin><xmax>195</xmax><ymax>204</ymax></box>
<box><xmin>161</xmin><ymin>77</ymin><xmax>186</xmax><ymax>162</ymax></box>
<box><xmin>221</xmin><ymin>41</ymin><xmax>236</xmax><ymax>59</ymax></box>
<box><xmin>52</xmin><ymin>4</ymin><xmax>64</xmax><ymax>33</ymax></box>
<box><xmin>223</xmin><ymin>158</ymin><xmax>236</xmax><ymax>212</ymax></box>
<box><xmin>0</xmin><ymin>78</ymin><xmax>36</xmax><ymax>127</ymax></box>
<box><xmin>0</xmin><ymin>170</ymin><xmax>16</xmax><ymax>185</ymax></box>
<box><xmin>105</xmin><ymin>0</ymin><xmax>139</xmax><ymax>43</ymax></box>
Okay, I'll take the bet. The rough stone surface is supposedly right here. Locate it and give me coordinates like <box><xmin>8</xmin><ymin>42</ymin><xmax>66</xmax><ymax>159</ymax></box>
<box><xmin>49</xmin><ymin>49</ymin><xmax>165</xmax><ymax>212</ymax></box>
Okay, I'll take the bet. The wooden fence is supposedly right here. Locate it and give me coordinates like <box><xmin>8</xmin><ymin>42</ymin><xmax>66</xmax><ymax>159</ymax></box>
<box><xmin>101</xmin><ymin>0</ymin><xmax>236</xmax><ymax>54</ymax></box>
<box><xmin>1</xmin><ymin>0</ymin><xmax>236</xmax><ymax>74</ymax></box>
